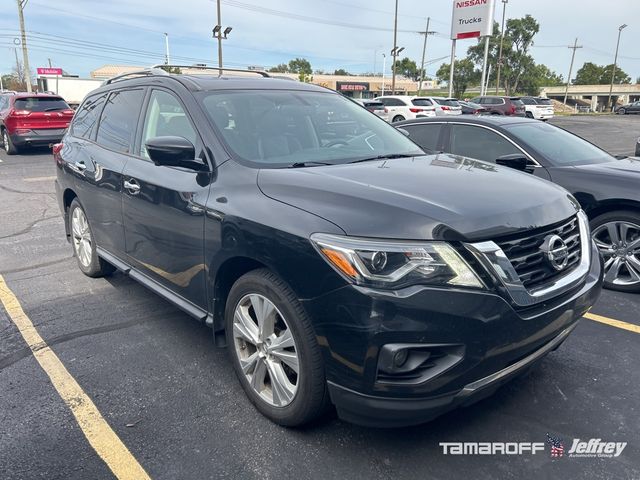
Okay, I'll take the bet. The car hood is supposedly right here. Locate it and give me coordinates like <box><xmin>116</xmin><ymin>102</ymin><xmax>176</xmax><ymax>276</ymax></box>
<box><xmin>258</xmin><ymin>154</ymin><xmax>578</xmax><ymax>241</ymax></box>
<box><xmin>573</xmin><ymin>157</ymin><xmax>640</xmax><ymax>176</ymax></box>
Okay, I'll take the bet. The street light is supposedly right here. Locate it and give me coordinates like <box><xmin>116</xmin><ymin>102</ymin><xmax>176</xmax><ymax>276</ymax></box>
<box><xmin>495</xmin><ymin>0</ymin><xmax>508</xmax><ymax>94</ymax></box>
<box><xmin>212</xmin><ymin>0</ymin><xmax>232</xmax><ymax>70</ymax></box>
<box><xmin>381</xmin><ymin>53</ymin><xmax>387</xmax><ymax>96</ymax></box>
<box><xmin>607</xmin><ymin>23</ymin><xmax>628</xmax><ymax>111</ymax></box>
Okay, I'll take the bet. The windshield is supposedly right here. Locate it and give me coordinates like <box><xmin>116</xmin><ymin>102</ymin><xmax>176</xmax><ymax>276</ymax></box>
<box><xmin>14</xmin><ymin>97</ymin><xmax>70</xmax><ymax>112</ymax></box>
<box><xmin>506</xmin><ymin>122</ymin><xmax>615</xmax><ymax>166</ymax></box>
<box><xmin>433</xmin><ymin>98</ymin><xmax>459</xmax><ymax>107</ymax></box>
<box><xmin>537</xmin><ymin>98</ymin><xmax>553</xmax><ymax>105</ymax></box>
<box><xmin>411</xmin><ymin>98</ymin><xmax>433</xmax><ymax>106</ymax></box>
<box><xmin>199</xmin><ymin>90</ymin><xmax>423</xmax><ymax>167</ymax></box>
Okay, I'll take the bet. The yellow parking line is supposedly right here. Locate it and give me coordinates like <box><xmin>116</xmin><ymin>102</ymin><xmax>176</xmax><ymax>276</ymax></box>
<box><xmin>0</xmin><ymin>275</ymin><xmax>151</xmax><ymax>480</ymax></box>
<box><xmin>584</xmin><ymin>312</ymin><xmax>640</xmax><ymax>334</ymax></box>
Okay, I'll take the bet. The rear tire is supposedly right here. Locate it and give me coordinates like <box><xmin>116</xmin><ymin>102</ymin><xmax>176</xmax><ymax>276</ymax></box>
<box><xmin>525</xmin><ymin>111</ymin><xmax>534</xmax><ymax>119</ymax></box>
<box><xmin>392</xmin><ymin>115</ymin><xmax>405</xmax><ymax>123</ymax></box>
<box><xmin>68</xmin><ymin>199</ymin><xmax>116</xmax><ymax>277</ymax></box>
<box><xmin>590</xmin><ymin>210</ymin><xmax>640</xmax><ymax>293</ymax></box>
<box><xmin>2</xmin><ymin>129</ymin><xmax>18</xmax><ymax>155</ymax></box>
<box><xmin>225</xmin><ymin>268</ymin><xmax>328</xmax><ymax>426</ymax></box>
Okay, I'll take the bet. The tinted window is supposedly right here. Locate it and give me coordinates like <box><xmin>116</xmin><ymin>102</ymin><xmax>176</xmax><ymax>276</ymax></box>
<box><xmin>536</xmin><ymin>98</ymin><xmax>553</xmax><ymax>105</ymax></box>
<box><xmin>199</xmin><ymin>90</ymin><xmax>423</xmax><ymax>167</ymax></box>
<box><xmin>14</xmin><ymin>97</ymin><xmax>70</xmax><ymax>112</ymax></box>
<box><xmin>520</xmin><ymin>97</ymin><xmax>536</xmax><ymax>105</ymax></box>
<box><xmin>433</xmin><ymin>98</ymin><xmax>459</xmax><ymax>107</ymax></box>
<box><xmin>379</xmin><ymin>98</ymin><xmax>405</xmax><ymax>107</ymax></box>
<box><xmin>506</xmin><ymin>122</ymin><xmax>614</xmax><ymax>166</ymax></box>
<box><xmin>140</xmin><ymin>90</ymin><xmax>197</xmax><ymax>158</ymax></box>
<box><xmin>449</xmin><ymin>125</ymin><xmax>520</xmax><ymax>163</ymax></box>
<box><xmin>469</xmin><ymin>97</ymin><xmax>481</xmax><ymax>104</ymax></box>
<box><xmin>96</xmin><ymin>89</ymin><xmax>144</xmax><ymax>153</ymax></box>
<box><xmin>488</xmin><ymin>98</ymin><xmax>504</xmax><ymax>105</ymax></box>
<box><xmin>511</xmin><ymin>99</ymin><xmax>524</xmax><ymax>107</ymax></box>
<box><xmin>412</xmin><ymin>99</ymin><xmax>433</xmax><ymax>106</ymax></box>
<box><xmin>71</xmin><ymin>93</ymin><xmax>107</xmax><ymax>140</ymax></box>
<box><xmin>362</xmin><ymin>101</ymin><xmax>384</xmax><ymax>111</ymax></box>
<box><xmin>403</xmin><ymin>124</ymin><xmax>442</xmax><ymax>153</ymax></box>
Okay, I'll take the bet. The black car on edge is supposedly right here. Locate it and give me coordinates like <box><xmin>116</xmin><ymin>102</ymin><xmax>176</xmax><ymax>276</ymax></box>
<box><xmin>396</xmin><ymin>115</ymin><xmax>640</xmax><ymax>293</ymax></box>
<box><xmin>54</xmin><ymin>67</ymin><xmax>602</xmax><ymax>428</ymax></box>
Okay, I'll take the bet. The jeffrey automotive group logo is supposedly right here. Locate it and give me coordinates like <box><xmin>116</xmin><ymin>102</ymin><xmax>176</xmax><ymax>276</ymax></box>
<box><xmin>440</xmin><ymin>434</ymin><xmax>627</xmax><ymax>458</ymax></box>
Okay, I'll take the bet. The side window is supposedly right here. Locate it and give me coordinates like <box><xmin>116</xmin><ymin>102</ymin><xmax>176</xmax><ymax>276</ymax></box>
<box><xmin>449</xmin><ymin>125</ymin><xmax>520</xmax><ymax>163</ymax></box>
<box><xmin>71</xmin><ymin>93</ymin><xmax>107</xmax><ymax>140</ymax></box>
<box><xmin>140</xmin><ymin>90</ymin><xmax>198</xmax><ymax>158</ymax></box>
<box><xmin>403</xmin><ymin>124</ymin><xmax>442</xmax><ymax>153</ymax></box>
<box><xmin>96</xmin><ymin>89</ymin><xmax>145</xmax><ymax>153</ymax></box>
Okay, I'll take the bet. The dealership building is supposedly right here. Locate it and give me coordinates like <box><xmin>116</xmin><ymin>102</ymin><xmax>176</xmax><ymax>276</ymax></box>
<box><xmin>90</xmin><ymin>65</ymin><xmax>439</xmax><ymax>98</ymax></box>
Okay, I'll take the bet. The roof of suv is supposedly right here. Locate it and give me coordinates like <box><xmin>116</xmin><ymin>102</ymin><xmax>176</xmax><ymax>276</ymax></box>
<box><xmin>396</xmin><ymin>115</ymin><xmax>535</xmax><ymax>127</ymax></box>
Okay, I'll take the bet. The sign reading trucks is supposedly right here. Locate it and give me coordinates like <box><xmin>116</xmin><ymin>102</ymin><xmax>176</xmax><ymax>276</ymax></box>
<box><xmin>451</xmin><ymin>0</ymin><xmax>496</xmax><ymax>40</ymax></box>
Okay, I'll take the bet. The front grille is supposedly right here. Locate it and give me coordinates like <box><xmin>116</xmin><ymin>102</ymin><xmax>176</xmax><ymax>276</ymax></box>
<box><xmin>495</xmin><ymin>216</ymin><xmax>581</xmax><ymax>289</ymax></box>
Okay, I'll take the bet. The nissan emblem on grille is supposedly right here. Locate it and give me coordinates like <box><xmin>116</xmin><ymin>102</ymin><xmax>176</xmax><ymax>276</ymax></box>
<box><xmin>541</xmin><ymin>234</ymin><xmax>569</xmax><ymax>271</ymax></box>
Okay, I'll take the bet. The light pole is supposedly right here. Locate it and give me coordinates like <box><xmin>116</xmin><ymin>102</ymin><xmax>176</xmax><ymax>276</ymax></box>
<box><xmin>495</xmin><ymin>0</ymin><xmax>508</xmax><ymax>94</ymax></box>
<box><xmin>390</xmin><ymin>0</ymin><xmax>399</xmax><ymax>93</ymax></box>
<box><xmin>381</xmin><ymin>53</ymin><xmax>387</xmax><ymax>96</ymax></box>
<box><xmin>164</xmin><ymin>33</ymin><xmax>170</xmax><ymax>64</ymax></box>
<box><xmin>607</xmin><ymin>24</ymin><xmax>627</xmax><ymax>112</ymax></box>
<box><xmin>213</xmin><ymin>0</ymin><xmax>232</xmax><ymax>70</ymax></box>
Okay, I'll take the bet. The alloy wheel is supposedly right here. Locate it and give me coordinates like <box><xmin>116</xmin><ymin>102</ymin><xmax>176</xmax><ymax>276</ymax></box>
<box><xmin>71</xmin><ymin>207</ymin><xmax>93</xmax><ymax>267</ymax></box>
<box><xmin>592</xmin><ymin>221</ymin><xmax>640</xmax><ymax>286</ymax></box>
<box><xmin>232</xmin><ymin>293</ymin><xmax>299</xmax><ymax>407</ymax></box>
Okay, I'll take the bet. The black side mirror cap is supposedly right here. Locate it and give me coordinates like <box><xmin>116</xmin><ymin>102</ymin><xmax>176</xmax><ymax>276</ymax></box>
<box><xmin>145</xmin><ymin>136</ymin><xmax>197</xmax><ymax>168</ymax></box>
<box><xmin>496</xmin><ymin>154</ymin><xmax>534</xmax><ymax>173</ymax></box>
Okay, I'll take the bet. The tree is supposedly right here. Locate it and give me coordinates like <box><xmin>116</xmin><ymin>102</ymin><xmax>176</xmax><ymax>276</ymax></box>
<box><xmin>268</xmin><ymin>63</ymin><xmax>289</xmax><ymax>73</ymax></box>
<box><xmin>519</xmin><ymin>64</ymin><xmax>563</xmax><ymax>96</ymax></box>
<box><xmin>393</xmin><ymin>57</ymin><xmax>419</xmax><ymax>81</ymax></box>
<box><xmin>333</xmin><ymin>68</ymin><xmax>350</xmax><ymax>76</ymax></box>
<box><xmin>436</xmin><ymin>58</ymin><xmax>480</xmax><ymax>99</ymax></box>
<box><xmin>288</xmin><ymin>58</ymin><xmax>312</xmax><ymax>75</ymax></box>
<box><xmin>574</xmin><ymin>62</ymin><xmax>631</xmax><ymax>85</ymax></box>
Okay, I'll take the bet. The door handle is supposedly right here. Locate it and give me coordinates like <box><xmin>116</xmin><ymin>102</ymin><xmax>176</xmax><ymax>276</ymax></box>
<box><xmin>74</xmin><ymin>160</ymin><xmax>86</xmax><ymax>171</ymax></box>
<box><xmin>124</xmin><ymin>179</ymin><xmax>141</xmax><ymax>194</ymax></box>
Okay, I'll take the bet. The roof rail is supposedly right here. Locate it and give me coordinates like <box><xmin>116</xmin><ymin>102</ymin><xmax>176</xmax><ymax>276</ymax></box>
<box><xmin>150</xmin><ymin>64</ymin><xmax>270</xmax><ymax>78</ymax></box>
<box><xmin>102</xmin><ymin>68</ymin><xmax>169</xmax><ymax>86</ymax></box>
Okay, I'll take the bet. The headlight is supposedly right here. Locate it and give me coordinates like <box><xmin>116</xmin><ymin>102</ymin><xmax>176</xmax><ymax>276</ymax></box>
<box><xmin>310</xmin><ymin>233</ymin><xmax>483</xmax><ymax>289</ymax></box>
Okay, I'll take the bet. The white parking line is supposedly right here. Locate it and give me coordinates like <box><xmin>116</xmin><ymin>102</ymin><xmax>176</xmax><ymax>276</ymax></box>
<box><xmin>23</xmin><ymin>176</ymin><xmax>57</xmax><ymax>182</ymax></box>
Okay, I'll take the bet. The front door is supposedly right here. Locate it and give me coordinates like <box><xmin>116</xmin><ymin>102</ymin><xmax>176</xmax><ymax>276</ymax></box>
<box><xmin>122</xmin><ymin>88</ymin><xmax>212</xmax><ymax>309</ymax></box>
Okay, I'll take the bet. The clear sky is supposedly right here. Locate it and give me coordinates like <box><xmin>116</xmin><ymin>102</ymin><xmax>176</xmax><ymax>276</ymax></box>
<box><xmin>1</xmin><ymin>0</ymin><xmax>638</xmax><ymax>82</ymax></box>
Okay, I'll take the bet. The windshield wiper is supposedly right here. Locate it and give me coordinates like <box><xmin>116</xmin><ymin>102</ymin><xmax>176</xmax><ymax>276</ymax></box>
<box><xmin>287</xmin><ymin>161</ymin><xmax>334</xmax><ymax>168</ymax></box>
<box><xmin>44</xmin><ymin>107</ymin><xmax>65</xmax><ymax>112</ymax></box>
<box><xmin>347</xmin><ymin>153</ymin><xmax>416</xmax><ymax>164</ymax></box>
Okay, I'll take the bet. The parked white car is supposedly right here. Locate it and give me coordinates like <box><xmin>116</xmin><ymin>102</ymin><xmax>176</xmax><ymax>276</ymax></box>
<box><xmin>420</xmin><ymin>97</ymin><xmax>463</xmax><ymax>116</ymax></box>
<box><xmin>520</xmin><ymin>96</ymin><xmax>555</xmax><ymax>121</ymax></box>
<box><xmin>375</xmin><ymin>95</ymin><xmax>437</xmax><ymax>122</ymax></box>
<box><xmin>354</xmin><ymin>99</ymin><xmax>390</xmax><ymax>122</ymax></box>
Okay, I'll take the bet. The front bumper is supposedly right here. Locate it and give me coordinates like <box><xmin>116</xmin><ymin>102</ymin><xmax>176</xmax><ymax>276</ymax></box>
<box><xmin>303</xmin><ymin>242</ymin><xmax>603</xmax><ymax>427</ymax></box>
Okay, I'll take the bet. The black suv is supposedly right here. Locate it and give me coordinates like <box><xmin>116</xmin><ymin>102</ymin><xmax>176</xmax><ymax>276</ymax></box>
<box><xmin>54</xmin><ymin>67</ymin><xmax>602</xmax><ymax>427</ymax></box>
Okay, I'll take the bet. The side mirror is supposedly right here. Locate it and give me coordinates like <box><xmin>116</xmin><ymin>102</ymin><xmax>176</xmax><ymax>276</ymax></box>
<box><xmin>145</xmin><ymin>136</ymin><xmax>196</xmax><ymax>168</ymax></box>
<box><xmin>496</xmin><ymin>154</ymin><xmax>534</xmax><ymax>173</ymax></box>
<box><xmin>396</xmin><ymin>127</ymin><xmax>410</xmax><ymax>137</ymax></box>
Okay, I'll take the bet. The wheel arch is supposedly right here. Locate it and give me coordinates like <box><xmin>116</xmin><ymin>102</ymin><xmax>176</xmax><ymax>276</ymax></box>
<box><xmin>583</xmin><ymin>199</ymin><xmax>640</xmax><ymax>221</ymax></box>
<box><xmin>62</xmin><ymin>188</ymin><xmax>79</xmax><ymax>239</ymax></box>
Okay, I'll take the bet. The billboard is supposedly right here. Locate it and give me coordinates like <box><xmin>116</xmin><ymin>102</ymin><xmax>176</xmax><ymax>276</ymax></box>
<box><xmin>451</xmin><ymin>0</ymin><xmax>496</xmax><ymax>40</ymax></box>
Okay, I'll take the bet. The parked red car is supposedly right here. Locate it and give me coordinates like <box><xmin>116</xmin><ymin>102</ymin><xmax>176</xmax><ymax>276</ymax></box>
<box><xmin>0</xmin><ymin>93</ymin><xmax>74</xmax><ymax>154</ymax></box>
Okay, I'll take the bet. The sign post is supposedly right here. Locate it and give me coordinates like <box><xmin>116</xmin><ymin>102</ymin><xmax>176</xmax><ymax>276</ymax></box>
<box><xmin>450</xmin><ymin>0</ymin><xmax>496</xmax><ymax>97</ymax></box>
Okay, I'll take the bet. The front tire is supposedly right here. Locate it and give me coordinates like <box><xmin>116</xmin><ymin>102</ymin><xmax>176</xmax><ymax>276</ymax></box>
<box><xmin>68</xmin><ymin>199</ymin><xmax>115</xmax><ymax>277</ymax></box>
<box><xmin>618</xmin><ymin>108</ymin><xmax>626</xmax><ymax>115</ymax></box>
<box><xmin>225</xmin><ymin>268</ymin><xmax>328</xmax><ymax>426</ymax></box>
<box><xmin>392</xmin><ymin>115</ymin><xmax>405</xmax><ymax>123</ymax></box>
<box><xmin>590</xmin><ymin>210</ymin><xmax>640</xmax><ymax>293</ymax></box>
<box><xmin>2</xmin><ymin>130</ymin><xmax>18</xmax><ymax>155</ymax></box>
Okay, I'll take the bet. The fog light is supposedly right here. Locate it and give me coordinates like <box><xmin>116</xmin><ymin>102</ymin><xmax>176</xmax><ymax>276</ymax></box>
<box><xmin>393</xmin><ymin>349</ymin><xmax>408</xmax><ymax>368</ymax></box>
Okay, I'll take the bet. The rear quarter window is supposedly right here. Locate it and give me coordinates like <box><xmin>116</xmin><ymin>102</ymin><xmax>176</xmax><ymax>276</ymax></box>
<box><xmin>71</xmin><ymin>93</ymin><xmax>108</xmax><ymax>140</ymax></box>
<box><xmin>95</xmin><ymin>89</ymin><xmax>145</xmax><ymax>153</ymax></box>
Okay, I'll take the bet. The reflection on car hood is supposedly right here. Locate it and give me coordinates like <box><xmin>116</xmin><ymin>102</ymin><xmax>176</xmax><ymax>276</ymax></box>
<box><xmin>574</xmin><ymin>157</ymin><xmax>640</xmax><ymax>176</ymax></box>
<box><xmin>258</xmin><ymin>154</ymin><xmax>578</xmax><ymax>241</ymax></box>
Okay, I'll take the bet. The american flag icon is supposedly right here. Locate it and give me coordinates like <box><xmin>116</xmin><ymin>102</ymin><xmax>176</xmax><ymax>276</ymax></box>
<box><xmin>546</xmin><ymin>433</ymin><xmax>565</xmax><ymax>458</ymax></box>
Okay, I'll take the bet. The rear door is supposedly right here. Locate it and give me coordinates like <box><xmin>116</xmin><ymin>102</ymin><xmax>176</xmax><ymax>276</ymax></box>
<box><xmin>122</xmin><ymin>88</ymin><xmax>211</xmax><ymax>309</ymax></box>
<box><xmin>76</xmin><ymin>88</ymin><xmax>145</xmax><ymax>256</ymax></box>
<box><xmin>13</xmin><ymin>96</ymin><xmax>74</xmax><ymax>133</ymax></box>
<box><xmin>401</xmin><ymin>122</ymin><xmax>445</xmax><ymax>153</ymax></box>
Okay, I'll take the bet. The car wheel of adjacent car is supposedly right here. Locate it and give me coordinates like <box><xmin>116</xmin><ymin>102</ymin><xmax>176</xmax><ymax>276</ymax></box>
<box><xmin>2</xmin><ymin>129</ymin><xmax>18</xmax><ymax>155</ymax></box>
<box><xmin>392</xmin><ymin>115</ymin><xmax>405</xmax><ymax>123</ymax></box>
<box><xmin>525</xmin><ymin>111</ymin><xmax>534</xmax><ymax>119</ymax></box>
<box><xmin>225</xmin><ymin>268</ymin><xmax>328</xmax><ymax>426</ymax></box>
<box><xmin>68</xmin><ymin>199</ymin><xmax>116</xmax><ymax>277</ymax></box>
<box><xmin>590</xmin><ymin>211</ymin><xmax>640</xmax><ymax>292</ymax></box>
<box><xmin>618</xmin><ymin>108</ymin><xmax>626</xmax><ymax>115</ymax></box>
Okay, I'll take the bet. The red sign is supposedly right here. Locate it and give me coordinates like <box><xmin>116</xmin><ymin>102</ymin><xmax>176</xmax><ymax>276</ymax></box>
<box><xmin>37</xmin><ymin>67</ymin><xmax>63</xmax><ymax>75</ymax></box>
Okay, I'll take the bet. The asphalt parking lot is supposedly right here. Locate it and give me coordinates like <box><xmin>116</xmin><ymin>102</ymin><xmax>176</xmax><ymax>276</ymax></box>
<box><xmin>0</xmin><ymin>115</ymin><xmax>639</xmax><ymax>480</ymax></box>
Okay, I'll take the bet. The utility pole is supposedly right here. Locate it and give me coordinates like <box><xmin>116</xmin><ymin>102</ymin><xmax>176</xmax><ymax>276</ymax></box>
<box><xmin>164</xmin><ymin>33</ymin><xmax>170</xmax><ymax>64</ymax></box>
<box><xmin>479</xmin><ymin>36</ymin><xmax>490</xmax><ymax>96</ymax></box>
<box><xmin>418</xmin><ymin>17</ymin><xmax>435</xmax><ymax>96</ymax></box>
<box><xmin>607</xmin><ymin>24</ymin><xmax>627</xmax><ymax>112</ymax></box>
<box><xmin>16</xmin><ymin>0</ymin><xmax>32</xmax><ymax>92</ymax></box>
<box><xmin>495</xmin><ymin>0</ymin><xmax>508</xmax><ymax>94</ymax></box>
<box><xmin>390</xmin><ymin>0</ymin><xmax>399</xmax><ymax>94</ymax></box>
<box><xmin>563</xmin><ymin>38</ymin><xmax>582</xmax><ymax>106</ymax></box>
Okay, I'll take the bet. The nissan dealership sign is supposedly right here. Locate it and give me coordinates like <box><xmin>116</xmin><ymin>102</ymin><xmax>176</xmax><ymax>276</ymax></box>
<box><xmin>451</xmin><ymin>0</ymin><xmax>496</xmax><ymax>40</ymax></box>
